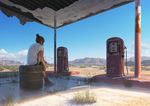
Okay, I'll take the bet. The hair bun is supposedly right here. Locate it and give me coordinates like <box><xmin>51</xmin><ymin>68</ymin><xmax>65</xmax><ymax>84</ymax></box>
<box><xmin>36</xmin><ymin>34</ymin><xmax>40</xmax><ymax>38</ymax></box>
<box><xmin>36</xmin><ymin>33</ymin><xmax>45</xmax><ymax>43</ymax></box>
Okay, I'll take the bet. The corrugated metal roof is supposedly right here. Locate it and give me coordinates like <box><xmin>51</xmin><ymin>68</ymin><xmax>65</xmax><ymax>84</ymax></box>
<box><xmin>0</xmin><ymin>0</ymin><xmax>134</xmax><ymax>28</ymax></box>
<box><xmin>9</xmin><ymin>0</ymin><xmax>79</xmax><ymax>11</ymax></box>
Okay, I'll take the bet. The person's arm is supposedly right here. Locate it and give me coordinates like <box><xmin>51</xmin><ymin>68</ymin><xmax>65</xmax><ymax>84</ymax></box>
<box><xmin>37</xmin><ymin>50</ymin><xmax>47</xmax><ymax>70</ymax></box>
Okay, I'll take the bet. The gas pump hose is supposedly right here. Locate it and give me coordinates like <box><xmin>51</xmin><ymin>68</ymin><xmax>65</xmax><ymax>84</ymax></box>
<box><xmin>125</xmin><ymin>47</ymin><xmax>129</xmax><ymax>76</ymax></box>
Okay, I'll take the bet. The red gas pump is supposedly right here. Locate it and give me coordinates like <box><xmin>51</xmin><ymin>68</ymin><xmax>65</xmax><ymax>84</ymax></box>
<box><xmin>106</xmin><ymin>37</ymin><xmax>125</xmax><ymax>77</ymax></box>
<box><xmin>57</xmin><ymin>47</ymin><xmax>69</xmax><ymax>73</ymax></box>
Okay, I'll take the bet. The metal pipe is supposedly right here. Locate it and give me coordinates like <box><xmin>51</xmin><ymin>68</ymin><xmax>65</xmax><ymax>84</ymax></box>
<box><xmin>54</xmin><ymin>12</ymin><xmax>57</xmax><ymax>73</ymax></box>
<box><xmin>135</xmin><ymin>0</ymin><xmax>141</xmax><ymax>78</ymax></box>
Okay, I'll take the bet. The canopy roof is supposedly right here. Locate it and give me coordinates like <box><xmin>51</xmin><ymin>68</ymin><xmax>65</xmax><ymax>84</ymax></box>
<box><xmin>0</xmin><ymin>0</ymin><xmax>134</xmax><ymax>28</ymax></box>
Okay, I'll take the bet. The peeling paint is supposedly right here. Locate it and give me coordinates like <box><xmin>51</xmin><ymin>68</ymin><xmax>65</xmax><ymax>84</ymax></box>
<box><xmin>135</xmin><ymin>0</ymin><xmax>141</xmax><ymax>77</ymax></box>
<box><xmin>0</xmin><ymin>0</ymin><xmax>134</xmax><ymax>28</ymax></box>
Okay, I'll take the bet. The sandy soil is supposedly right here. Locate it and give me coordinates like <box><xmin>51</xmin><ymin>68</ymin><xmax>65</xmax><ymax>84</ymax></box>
<box><xmin>1</xmin><ymin>66</ymin><xmax>150</xmax><ymax>106</ymax></box>
<box><xmin>14</xmin><ymin>86</ymin><xmax>150</xmax><ymax>106</ymax></box>
<box><xmin>47</xmin><ymin>66</ymin><xmax>105</xmax><ymax>77</ymax></box>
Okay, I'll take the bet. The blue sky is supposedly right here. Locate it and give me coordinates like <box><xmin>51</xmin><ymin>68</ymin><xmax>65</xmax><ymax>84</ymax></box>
<box><xmin>0</xmin><ymin>0</ymin><xmax>150</xmax><ymax>63</ymax></box>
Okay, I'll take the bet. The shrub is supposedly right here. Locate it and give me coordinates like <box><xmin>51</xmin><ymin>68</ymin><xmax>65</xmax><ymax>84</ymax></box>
<box><xmin>73</xmin><ymin>90</ymin><xmax>97</xmax><ymax>104</ymax></box>
<box><xmin>80</xmin><ymin>65</ymin><xmax>86</xmax><ymax>68</ymax></box>
<box><xmin>141</xmin><ymin>66</ymin><xmax>150</xmax><ymax>71</ymax></box>
<box><xmin>129</xmin><ymin>66</ymin><xmax>134</xmax><ymax>72</ymax></box>
<box><xmin>0</xmin><ymin>66</ymin><xmax>4</xmax><ymax>71</ymax></box>
<box><xmin>0</xmin><ymin>65</ymin><xmax>19</xmax><ymax>71</ymax></box>
<box><xmin>99</xmin><ymin>66</ymin><xmax>106</xmax><ymax>70</ymax></box>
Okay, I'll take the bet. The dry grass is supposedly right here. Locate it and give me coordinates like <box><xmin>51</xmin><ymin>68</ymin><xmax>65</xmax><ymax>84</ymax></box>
<box><xmin>1</xmin><ymin>65</ymin><xmax>150</xmax><ymax>106</ymax></box>
<box><xmin>127</xmin><ymin>66</ymin><xmax>150</xmax><ymax>75</ymax></box>
<box><xmin>73</xmin><ymin>89</ymin><xmax>97</xmax><ymax>104</ymax></box>
<box><xmin>69</xmin><ymin>66</ymin><xmax>105</xmax><ymax>77</ymax></box>
<box><xmin>13</xmin><ymin>86</ymin><xmax>150</xmax><ymax>106</ymax></box>
<box><xmin>1</xmin><ymin>65</ymin><xmax>150</xmax><ymax>77</ymax></box>
<box><xmin>47</xmin><ymin>65</ymin><xmax>150</xmax><ymax>76</ymax></box>
<box><xmin>46</xmin><ymin>65</ymin><xmax>105</xmax><ymax>77</ymax></box>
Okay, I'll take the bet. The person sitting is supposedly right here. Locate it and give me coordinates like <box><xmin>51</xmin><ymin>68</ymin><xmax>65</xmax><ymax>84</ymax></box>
<box><xmin>27</xmin><ymin>34</ymin><xmax>49</xmax><ymax>83</ymax></box>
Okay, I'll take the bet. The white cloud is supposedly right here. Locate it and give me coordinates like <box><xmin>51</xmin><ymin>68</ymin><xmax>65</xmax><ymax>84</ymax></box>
<box><xmin>0</xmin><ymin>49</ymin><xmax>8</xmax><ymax>54</ymax></box>
<box><xmin>0</xmin><ymin>49</ymin><xmax>53</xmax><ymax>64</ymax></box>
<box><xmin>0</xmin><ymin>49</ymin><xmax>28</xmax><ymax>64</ymax></box>
<box><xmin>141</xmin><ymin>43</ymin><xmax>150</xmax><ymax>50</ymax></box>
<box><xmin>17</xmin><ymin>49</ymin><xmax>28</xmax><ymax>57</ymax></box>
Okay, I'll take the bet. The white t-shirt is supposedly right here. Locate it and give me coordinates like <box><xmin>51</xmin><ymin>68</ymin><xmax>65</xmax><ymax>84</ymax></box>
<box><xmin>27</xmin><ymin>43</ymin><xmax>44</xmax><ymax>65</ymax></box>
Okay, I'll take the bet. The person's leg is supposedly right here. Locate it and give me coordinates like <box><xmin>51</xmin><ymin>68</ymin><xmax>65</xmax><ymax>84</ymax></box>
<box><xmin>38</xmin><ymin>62</ymin><xmax>48</xmax><ymax>80</ymax></box>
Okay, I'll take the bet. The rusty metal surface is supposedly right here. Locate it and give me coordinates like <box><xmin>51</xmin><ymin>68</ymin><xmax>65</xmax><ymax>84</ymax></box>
<box><xmin>0</xmin><ymin>0</ymin><xmax>134</xmax><ymax>28</ymax></box>
<box><xmin>106</xmin><ymin>37</ymin><xmax>125</xmax><ymax>77</ymax></box>
<box><xmin>135</xmin><ymin>0</ymin><xmax>141</xmax><ymax>78</ymax></box>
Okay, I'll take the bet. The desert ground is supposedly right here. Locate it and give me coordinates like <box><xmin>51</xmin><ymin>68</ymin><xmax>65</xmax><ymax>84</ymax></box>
<box><xmin>13</xmin><ymin>86</ymin><xmax>150</xmax><ymax>106</ymax></box>
<box><xmin>0</xmin><ymin>65</ymin><xmax>150</xmax><ymax>106</ymax></box>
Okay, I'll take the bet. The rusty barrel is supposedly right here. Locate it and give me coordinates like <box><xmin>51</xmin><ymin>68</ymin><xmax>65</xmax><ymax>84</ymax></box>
<box><xmin>19</xmin><ymin>65</ymin><xmax>44</xmax><ymax>89</ymax></box>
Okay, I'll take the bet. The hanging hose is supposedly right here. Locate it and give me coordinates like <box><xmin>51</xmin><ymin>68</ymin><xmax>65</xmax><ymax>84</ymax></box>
<box><xmin>125</xmin><ymin>47</ymin><xmax>129</xmax><ymax>76</ymax></box>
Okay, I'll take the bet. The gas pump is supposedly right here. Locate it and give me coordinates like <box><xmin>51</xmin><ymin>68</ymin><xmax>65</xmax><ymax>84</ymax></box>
<box><xmin>106</xmin><ymin>37</ymin><xmax>126</xmax><ymax>77</ymax></box>
<box><xmin>57</xmin><ymin>46</ymin><xmax>69</xmax><ymax>73</ymax></box>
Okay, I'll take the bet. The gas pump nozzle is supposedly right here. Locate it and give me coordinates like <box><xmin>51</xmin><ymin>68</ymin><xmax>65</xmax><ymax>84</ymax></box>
<box><xmin>124</xmin><ymin>46</ymin><xmax>129</xmax><ymax>76</ymax></box>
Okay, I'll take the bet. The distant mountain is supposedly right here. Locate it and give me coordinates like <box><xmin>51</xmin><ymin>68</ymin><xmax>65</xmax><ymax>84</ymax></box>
<box><xmin>69</xmin><ymin>57</ymin><xmax>106</xmax><ymax>66</ymax></box>
<box><xmin>69</xmin><ymin>56</ymin><xmax>150</xmax><ymax>66</ymax></box>
<box><xmin>142</xmin><ymin>60</ymin><xmax>150</xmax><ymax>66</ymax></box>
<box><xmin>0</xmin><ymin>60</ymin><xmax>22</xmax><ymax>66</ymax></box>
<box><xmin>128</xmin><ymin>56</ymin><xmax>150</xmax><ymax>62</ymax></box>
<box><xmin>126</xmin><ymin>61</ymin><xmax>134</xmax><ymax>66</ymax></box>
<box><xmin>127</xmin><ymin>56</ymin><xmax>150</xmax><ymax>66</ymax></box>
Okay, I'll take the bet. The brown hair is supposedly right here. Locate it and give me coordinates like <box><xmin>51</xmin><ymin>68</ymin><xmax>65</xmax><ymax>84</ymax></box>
<box><xmin>36</xmin><ymin>34</ymin><xmax>45</xmax><ymax>44</ymax></box>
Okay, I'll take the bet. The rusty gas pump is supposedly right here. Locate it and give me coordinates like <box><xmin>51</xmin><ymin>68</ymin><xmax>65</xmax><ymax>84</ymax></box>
<box><xmin>57</xmin><ymin>47</ymin><xmax>69</xmax><ymax>73</ymax></box>
<box><xmin>106</xmin><ymin>37</ymin><xmax>126</xmax><ymax>77</ymax></box>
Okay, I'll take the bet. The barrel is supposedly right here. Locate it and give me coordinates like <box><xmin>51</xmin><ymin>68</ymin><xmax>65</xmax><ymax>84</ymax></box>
<box><xmin>19</xmin><ymin>65</ymin><xmax>44</xmax><ymax>89</ymax></box>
